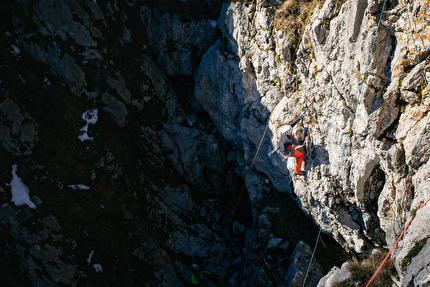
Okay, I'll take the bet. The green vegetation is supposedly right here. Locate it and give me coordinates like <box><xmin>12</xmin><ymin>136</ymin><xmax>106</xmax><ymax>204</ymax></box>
<box><xmin>333</xmin><ymin>250</ymin><xmax>396</xmax><ymax>287</ymax></box>
<box><xmin>318</xmin><ymin>0</ymin><xmax>346</xmax><ymax>31</ymax></box>
<box><xmin>410</xmin><ymin>201</ymin><xmax>424</xmax><ymax>217</ymax></box>
<box><xmin>288</xmin><ymin>33</ymin><xmax>299</xmax><ymax>52</ymax></box>
<box><xmin>273</xmin><ymin>0</ymin><xmax>315</xmax><ymax>54</ymax></box>
<box><xmin>395</xmin><ymin>96</ymin><xmax>409</xmax><ymax>114</ymax></box>
<box><xmin>401</xmin><ymin>236</ymin><xmax>429</xmax><ymax>271</ymax></box>
<box><xmin>416</xmin><ymin>78</ymin><xmax>426</xmax><ymax>104</ymax></box>
<box><xmin>321</xmin><ymin>18</ymin><xmax>331</xmax><ymax>29</ymax></box>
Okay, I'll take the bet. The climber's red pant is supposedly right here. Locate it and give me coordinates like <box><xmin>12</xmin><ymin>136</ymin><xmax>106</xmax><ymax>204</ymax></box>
<box><xmin>291</xmin><ymin>149</ymin><xmax>303</xmax><ymax>173</ymax></box>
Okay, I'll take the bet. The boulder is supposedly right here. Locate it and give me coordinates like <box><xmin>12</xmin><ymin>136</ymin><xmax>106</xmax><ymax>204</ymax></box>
<box><xmin>284</xmin><ymin>241</ymin><xmax>323</xmax><ymax>287</ymax></box>
<box><xmin>317</xmin><ymin>262</ymin><xmax>351</xmax><ymax>287</ymax></box>
<box><xmin>0</xmin><ymin>204</ymin><xmax>77</xmax><ymax>286</ymax></box>
<box><xmin>0</xmin><ymin>98</ymin><xmax>38</xmax><ymax>156</ymax></box>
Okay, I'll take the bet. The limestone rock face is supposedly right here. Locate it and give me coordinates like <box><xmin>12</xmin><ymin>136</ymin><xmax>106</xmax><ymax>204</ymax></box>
<box><xmin>316</xmin><ymin>262</ymin><xmax>351</xmax><ymax>287</ymax></box>
<box><xmin>195</xmin><ymin>0</ymin><xmax>430</xmax><ymax>284</ymax></box>
<box><xmin>195</xmin><ymin>41</ymin><xmax>245</xmax><ymax>144</ymax></box>
<box><xmin>1</xmin><ymin>1</ymin><xmax>233</xmax><ymax>286</ymax></box>
<box><xmin>140</xmin><ymin>6</ymin><xmax>218</xmax><ymax>76</ymax></box>
<box><xmin>390</xmin><ymin>179</ymin><xmax>430</xmax><ymax>287</ymax></box>
<box><xmin>0</xmin><ymin>204</ymin><xmax>77</xmax><ymax>286</ymax></box>
<box><xmin>284</xmin><ymin>241</ymin><xmax>323</xmax><ymax>287</ymax></box>
<box><xmin>2</xmin><ymin>0</ymin><xmax>430</xmax><ymax>286</ymax></box>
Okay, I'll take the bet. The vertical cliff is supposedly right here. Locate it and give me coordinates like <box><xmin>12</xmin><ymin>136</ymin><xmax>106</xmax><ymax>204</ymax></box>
<box><xmin>196</xmin><ymin>0</ymin><xmax>429</xmax><ymax>286</ymax></box>
<box><xmin>1</xmin><ymin>0</ymin><xmax>429</xmax><ymax>286</ymax></box>
<box><xmin>1</xmin><ymin>1</ymin><xmax>242</xmax><ymax>286</ymax></box>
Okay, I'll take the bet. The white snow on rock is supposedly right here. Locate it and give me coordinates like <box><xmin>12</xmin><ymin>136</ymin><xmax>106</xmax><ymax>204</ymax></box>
<box><xmin>7</xmin><ymin>164</ymin><xmax>36</xmax><ymax>209</ymax></box>
<box><xmin>10</xmin><ymin>44</ymin><xmax>21</xmax><ymax>56</ymax></box>
<box><xmin>87</xmin><ymin>250</ymin><xmax>95</xmax><ymax>264</ymax></box>
<box><xmin>78</xmin><ymin>108</ymin><xmax>98</xmax><ymax>142</ymax></box>
<box><xmin>68</xmin><ymin>184</ymin><xmax>90</xmax><ymax>190</ymax></box>
<box><xmin>93</xmin><ymin>263</ymin><xmax>103</xmax><ymax>273</ymax></box>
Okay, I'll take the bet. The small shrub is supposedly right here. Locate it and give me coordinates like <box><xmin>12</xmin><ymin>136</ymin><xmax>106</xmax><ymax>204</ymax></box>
<box><xmin>334</xmin><ymin>250</ymin><xmax>396</xmax><ymax>286</ymax></box>
<box><xmin>274</xmin><ymin>0</ymin><xmax>315</xmax><ymax>59</ymax></box>
<box><xmin>321</xmin><ymin>18</ymin><xmax>330</xmax><ymax>29</ymax></box>
<box><xmin>410</xmin><ymin>201</ymin><xmax>424</xmax><ymax>217</ymax></box>
<box><xmin>289</xmin><ymin>33</ymin><xmax>298</xmax><ymax>47</ymax></box>
<box><xmin>288</xmin><ymin>3</ymin><xmax>300</xmax><ymax>15</ymax></box>
<box><xmin>415</xmin><ymin>79</ymin><xmax>426</xmax><ymax>103</ymax></box>
<box><xmin>401</xmin><ymin>236</ymin><xmax>429</xmax><ymax>271</ymax></box>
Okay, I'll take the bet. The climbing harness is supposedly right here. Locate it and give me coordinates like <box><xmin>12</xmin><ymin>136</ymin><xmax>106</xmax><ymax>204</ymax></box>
<box><xmin>280</xmin><ymin>148</ymin><xmax>294</xmax><ymax>158</ymax></box>
<box><xmin>302</xmin><ymin>0</ymin><xmax>389</xmax><ymax>285</ymax></box>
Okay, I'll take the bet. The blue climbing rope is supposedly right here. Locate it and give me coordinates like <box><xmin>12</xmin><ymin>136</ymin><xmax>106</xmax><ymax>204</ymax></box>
<box><xmin>302</xmin><ymin>1</ymin><xmax>388</xmax><ymax>285</ymax></box>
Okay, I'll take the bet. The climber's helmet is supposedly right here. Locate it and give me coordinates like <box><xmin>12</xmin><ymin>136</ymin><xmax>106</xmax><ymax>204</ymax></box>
<box><xmin>280</xmin><ymin>125</ymin><xmax>292</xmax><ymax>135</ymax></box>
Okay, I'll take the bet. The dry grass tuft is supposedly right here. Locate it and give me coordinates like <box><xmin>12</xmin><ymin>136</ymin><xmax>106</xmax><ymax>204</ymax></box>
<box><xmin>332</xmin><ymin>250</ymin><xmax>397</xmax><ymax>287</ymax></box>
<box><xmin>274</xmin><ymin>0</ymin><xmax>316</xmax><ymax>49</ymax></box>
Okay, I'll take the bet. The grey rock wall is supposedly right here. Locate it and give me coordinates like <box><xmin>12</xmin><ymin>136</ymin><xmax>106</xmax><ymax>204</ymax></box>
<box><xmin>0</xmin><ymin>0</ymin><xmax>235</xmax><ymax>286</ymax></box>
<box><xmin>195</xmin><ymin>0</ymin><xmax>430</xmax><ymax>285</ymax></box>
<box><xmin>2</xmin><ymin>0</ymin><xmax>429</xmax><ymax>286</ymax></box>
<box><xmin>0</xmin><ymin>204</ymin><xmax>77</xmax><ymax>286</ymax></box>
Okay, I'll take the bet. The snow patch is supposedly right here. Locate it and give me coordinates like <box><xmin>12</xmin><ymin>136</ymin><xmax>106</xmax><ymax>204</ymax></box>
<box><xmin>10</xmin><ymin>45</ymin><xmax>21</xmax><ymax>56</ymax></box>
<box><xmin>93</xmin><ymin>263</ymin><xmax>103</xmax><ymax>273</ymax></box>
<box><xmin>7</xmin><ymin>165</ymin><xmax>36</xmax><ymax>209</ymax></box>
<box><xmin>79</xmin><ymin>108</ymin><xmax>98</xmax><ymax>142</ymax></box>
<box><xmin>68</xmin><ymin>184</ymin><xmax>90</xmax><ymax>190</ymax></box>
<box><xmin>87</xmin><ymin>250</ymin><xmax>95</xmax><ymax>264</ymax></box>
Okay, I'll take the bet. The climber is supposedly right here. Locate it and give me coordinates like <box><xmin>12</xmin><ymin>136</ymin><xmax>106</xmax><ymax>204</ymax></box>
<box><xmin>268</xmin><ymin>114</ymin><xmax>305</xmax><ymax>175</ymax></box>
<box><xmin>191</xmin><ymin>264</ymin><xmax>216</xmax><ymax>286</ymax></box>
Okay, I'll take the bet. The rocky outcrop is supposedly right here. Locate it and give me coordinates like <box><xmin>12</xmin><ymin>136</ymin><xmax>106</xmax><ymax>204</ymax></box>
<box><xmin>196</xmin><ymin>0</ymin><xmax>430</xmax><ymax>285</ymax></box>
<box><xmin>390</xmin><ymin>181</ymin><xmax>430</xmax><ymax>287</ymax></box>
<box><xmin>1</xmin><ymin>0</ymin><xmax>236</xmax><ymax>286</ymax></box>
<box><xmin>140</xmin><ymin>6</ymin><xmax>218</xmax><ymax>76</ymax></box>
<box><xmin>284</xmin><ymin>241</ymin><xmax>323</xmax><ymax>287</ymax></box>
<box><xmin>1</xmin><ymin>0</ymin><xmax>429</xmax><ymax>286</ymax></box>
<box><xmin>0</xmin><ymin>98</ymin><xmax>38</xmax><ymax>156</ymax></box>
<box><xmin>316</xmin><ymin>262</ymin><xmax>351</xmax><ymax>287</ymax></box>
<box><xmin>0</xmin><ymin>204</ymin><xmax>77</xmax><ymax>286</ymax></box>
